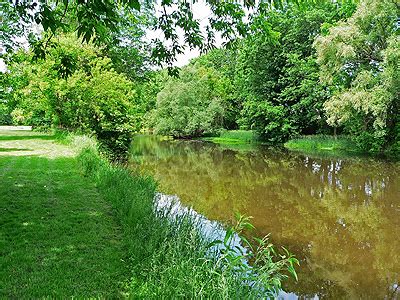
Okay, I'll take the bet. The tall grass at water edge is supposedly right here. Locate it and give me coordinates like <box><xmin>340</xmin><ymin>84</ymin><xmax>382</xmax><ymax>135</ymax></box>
<box><xmin>202</xmin><ymin>130</ymin><xmax>258</xmax><ymax>145</ymax></box>
<box><xmin>284</xmin><ymin>135</ymin><xmax>358</xmax><ymax>153</ymax></box>
<box><xmin>74</xmin><ymin>135</ymin><xmax>298</xmax><ymax>298</ymax></box>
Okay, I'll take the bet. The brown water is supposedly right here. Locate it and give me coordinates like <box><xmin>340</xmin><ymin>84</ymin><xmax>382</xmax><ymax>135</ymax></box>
<box><xmin>130</xmin><ymin>136</ymin><xmax>400</xmax><ymax>299</ymax></box>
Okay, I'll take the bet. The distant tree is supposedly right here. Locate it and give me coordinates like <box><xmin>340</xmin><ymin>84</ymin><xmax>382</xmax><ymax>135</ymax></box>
<box><xmin>150</xmin><ymin>63</ymin><xmax>232</xmax><ymax>137</ymax></box>
<box><xmin>191</xmin><ymin>48</ymin><xmax>240</xmax><ymax>129</ymax></box>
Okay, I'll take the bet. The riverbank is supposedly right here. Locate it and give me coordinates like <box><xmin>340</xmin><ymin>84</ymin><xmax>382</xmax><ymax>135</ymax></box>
<box><xmin>284</xmin><ymin>135</ymin><xmax>400</xmax><ymax>159</ymax></box>
<box><xmin>0</xmin><ymin>128</ymin><xmax>296</xmax><ymax>298</ymax></box>
<box><xmin>76</xmin><ymin>135</ymin><xmax>298</xmax><ymax>298</ymax></box>
<box><xmin>284</xmin><ymin>135</ymin><xmax>358</xmax><ymax>154</ymax></box>
<box><xmin>201</xmin><ymin>130</ymin><xmax>257</xmax><ymax>144</ymax></box>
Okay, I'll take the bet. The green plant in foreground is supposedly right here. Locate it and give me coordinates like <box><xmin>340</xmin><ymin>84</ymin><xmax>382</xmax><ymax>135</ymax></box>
<box><xmin>209</xmin><ymin>213</ymin><xmax>299</xmax><ymax>296</ymax></box>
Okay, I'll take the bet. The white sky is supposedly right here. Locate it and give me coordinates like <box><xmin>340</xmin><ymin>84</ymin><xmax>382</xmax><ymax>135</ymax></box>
<box><xmin>146</xmin><ymin>1</ymin><xmax>225</xmax><ymax>67</ymax></box>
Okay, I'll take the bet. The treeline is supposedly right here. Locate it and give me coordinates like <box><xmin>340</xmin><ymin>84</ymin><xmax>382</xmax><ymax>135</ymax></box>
<box><xmin>1</xmin><ymin>0</ymin><xmax>398</xmax><ymax>156</ymax></box>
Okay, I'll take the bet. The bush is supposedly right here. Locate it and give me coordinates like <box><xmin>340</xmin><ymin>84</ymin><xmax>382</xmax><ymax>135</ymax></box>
<box><xmin>5</xmin><ymin>34</ymin><xmax>141</xmax><ymax>158</ymax></box>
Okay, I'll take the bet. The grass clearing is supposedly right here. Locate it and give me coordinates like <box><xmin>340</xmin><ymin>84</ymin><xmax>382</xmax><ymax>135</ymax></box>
<box><xmin>0</xmin><ymin>130</ymin><xmax>128</xmax><ymax>298</ymax></box>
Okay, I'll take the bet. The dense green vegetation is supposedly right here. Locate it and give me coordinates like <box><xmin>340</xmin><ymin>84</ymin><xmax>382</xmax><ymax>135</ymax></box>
<box><xmin>284</xmin><ymin>135</ymin><xmax>359</xmax><ymax>153</ymax></box>
<box><xmin>2</xmin><ymin>0</ymin><xmax>398</xmax><ymax>157</ymax></box>
<box><xmin>149</xmin><ymin>63</ymin><xmax>232</xmax><ymax>138</ymax></box>
<box><xmin>0</xmin><ymin>0</ymin><xmax>399</xmax><ymax>297</ymax></box>
<box><xmin>315</xmin><ymin>0</ymin><xmax>399</xmax><ymax>155</ymax></box>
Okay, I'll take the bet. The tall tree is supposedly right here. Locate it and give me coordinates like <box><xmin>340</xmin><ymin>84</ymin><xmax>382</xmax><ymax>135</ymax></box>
<box><xmin>235</xmin><ymin>2</ymin><xmax>354</xmax><ymax>142</ymax></box>
<box><xmin>314</xmin><ymin>0</ymin><xmax>399</xmax><ymax>153</ymax></box>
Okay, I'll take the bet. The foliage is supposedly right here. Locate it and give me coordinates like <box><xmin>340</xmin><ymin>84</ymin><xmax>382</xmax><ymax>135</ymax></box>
<box><xmin>2</xmin><ymin>0</ymin><xmax>397</xmax><ymax>160</ymax></box>
<box><xmin>8</xmin><ymin>0</ymin><xmax>312</xmax><ymax>74</ymax></box>
<box><xmin>314</xmin><ymin>0</ymin><xmax>400</xmax><ymax>153</ymax></box>
<box><xmin>76</xmin><ymin>136</ymin><xmax>298</xmax><ymax>298</ymax></box>
<box><xmin>101</xmin><ymin>6</ymin><xmax>154</xmax><ymax>81</ymax></box>
<box><xmin>0</xmin><ymin>76</ymin><xmax>11</xmax><ymax>124</ymax></box>
<box><xmin>0</xmin><ymin>1</ymin><xmax>30</xmax><ymax>53</ymax></box>
<box><xmin>209</xmin><ymin>213</ymin><xmax>299</xmax><ymax>295</ymax></box>
<box><xmin>234</xmin><ymin>3</ymin><xmax>352</xmax><ymax>143</ymax></box>
<box><xmin>192</xmin><ymin>48</ymin><xmax>242</xmax><ymax>129</ymax></box>
<box><xmin>3</xmin><ymin>34</ymin><xmax>142</xmax><ymax>157</ymax></box>
<box><xmin>150</xmin><ymin>63</ymin><xmax>233</xmax><ymax>138</ymax></box>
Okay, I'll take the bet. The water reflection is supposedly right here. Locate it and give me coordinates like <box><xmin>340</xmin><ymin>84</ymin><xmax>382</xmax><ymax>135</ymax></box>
<box><xmin>130</xmin><ymin>136</ymin><xmax>400</xmax><ymax>299</ymax></box>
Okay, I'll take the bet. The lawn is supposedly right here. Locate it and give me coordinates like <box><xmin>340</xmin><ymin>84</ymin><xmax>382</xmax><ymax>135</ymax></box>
<box><xmin>0</xmin><ymin>129</ymin><xmax>128</xmax><ymax>298</ymax></box>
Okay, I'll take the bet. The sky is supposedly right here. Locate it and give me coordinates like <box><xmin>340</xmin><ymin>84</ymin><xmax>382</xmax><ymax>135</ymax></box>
<box><xmin>146</xmin><ymin>1</ymin><xmax>224</xmax><ymax>67</ymax></box>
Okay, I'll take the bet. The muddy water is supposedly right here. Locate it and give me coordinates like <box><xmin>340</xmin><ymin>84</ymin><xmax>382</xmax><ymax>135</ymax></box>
<box><xmin>130</xmin><ymin>136</ymin><xmax>400</xmax><ymax>299</ymax></box>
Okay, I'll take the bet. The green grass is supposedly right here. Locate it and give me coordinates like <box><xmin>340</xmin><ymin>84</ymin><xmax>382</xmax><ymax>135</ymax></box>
<box><xmin>201</xmin><ymin>130</ymin><xmax>257</xmax><ymax>145</ymax></box>
<box><xmin>0</xmin><ymin>134</ymin><xmax>128</xmax><ymax>297</ymax></box>
<box><xmin>284</xmin><ymin>135</ymin><xmax>359</xmax><ymax>154</ymax></box>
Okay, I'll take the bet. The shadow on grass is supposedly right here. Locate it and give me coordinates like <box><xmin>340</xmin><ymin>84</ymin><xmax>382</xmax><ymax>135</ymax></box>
<box><xmin>0</xmin><ymin>154</ymin><xmax>127</xmax><ymax>297</ymax></box>
<box><xmin>0</xmin><ymin>148</ymin><xmax>32</xmax><ymax>152</ymax></box>
<box><xmin>0</xmin><ymin>135</ymin><xmax>54</xmax><ymax>141</ymax></box>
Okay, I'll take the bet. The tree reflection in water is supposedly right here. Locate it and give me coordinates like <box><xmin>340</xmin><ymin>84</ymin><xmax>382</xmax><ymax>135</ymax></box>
<box><xmin>130</xmin><ymin>136</ymin><xmax>400</xmax><ymax>299</ymax></box>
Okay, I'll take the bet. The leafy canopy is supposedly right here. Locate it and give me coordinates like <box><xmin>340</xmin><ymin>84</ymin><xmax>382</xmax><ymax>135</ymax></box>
<box><xmin>5</xmin><ymin>0</ymin><xmax>355</xmax><ymax>72</ymax></box>
<box><xmin>151</xmin><ymin>63</ymin><xmax>232</xmax><ymax>137</ymax></box>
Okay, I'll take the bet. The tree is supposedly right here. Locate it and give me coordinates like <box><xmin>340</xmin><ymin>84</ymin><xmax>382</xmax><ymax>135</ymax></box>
<box><xmin>190</xmin><ymin>48</ymin><xmax>241</xmax><ymax>129</ymax></box>
<box><xmin>5</xmin><ymin>0</ymin><xmax>341</xmax><ymax>73</ymax></box>
<box><xmin>314</xmin><ymin>0</ymin><xmax>399</xmax><ymax>153</ymax></box>
<box><xmin>101</xmin><ymin>6</ymin><xmax>154</xmax><ymax>81</ymax></box>
<box><xmin>4</xmin><ymin>34</ymin><xmax>142</xmax><ymax>156</ymax></box>
<box><xmin>150</xmin><ymin>63</ymin><xmax>232</xmax><ymax>137</ymax></box>
<box><xmin>234</xmin><ymin>2</ymin><xmax>353</xmax><ymax>142</ymax></box>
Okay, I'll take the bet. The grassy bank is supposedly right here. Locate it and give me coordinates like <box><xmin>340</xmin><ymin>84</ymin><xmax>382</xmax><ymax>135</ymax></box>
<box><xmin>76</xmin><ymin>136</ymin><xmax>297</xmax><ymax>298</ymax></box>
<box><xmin>284</xmin><ymin>135</ymin><xmax>359</xmax><ymax>154</ymax></box>
<box><xmin>201</xmin><ymin>130</ymin><xmax>257</xmax><ymax>145</ymax></box>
